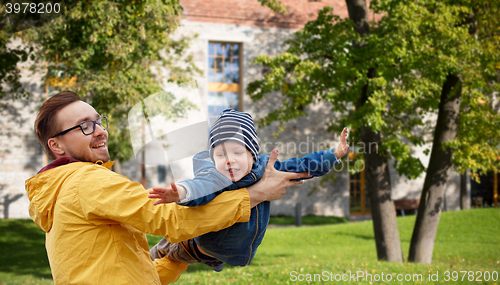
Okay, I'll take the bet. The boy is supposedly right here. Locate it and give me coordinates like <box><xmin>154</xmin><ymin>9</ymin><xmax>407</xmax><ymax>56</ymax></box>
<box><xmin>149</xmin><ymin>109</ymin><xmax>349</xmax><ymax>271</ymax></box>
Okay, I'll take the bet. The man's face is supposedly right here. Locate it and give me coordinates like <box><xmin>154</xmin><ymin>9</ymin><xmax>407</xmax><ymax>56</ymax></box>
<box><xmin>213</xmin><ymin>141</ymin><xmax>254</xmax><ymax>182</ymax></box>
<box><xmin>52</xmin><ymin>101</ymin><xmax>110</xmax><ymax>162</ymax></box>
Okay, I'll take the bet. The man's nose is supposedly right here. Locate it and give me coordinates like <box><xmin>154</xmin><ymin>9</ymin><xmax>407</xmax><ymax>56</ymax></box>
<box><xmin>93</xmin><ymin>123</ymin><xmax>107</xmax><ymax>137</ymax></box>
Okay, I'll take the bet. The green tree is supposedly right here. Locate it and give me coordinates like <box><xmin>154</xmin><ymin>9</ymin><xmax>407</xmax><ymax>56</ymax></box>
<box><xmin>1</xmin><ymin>0</ymin><xmax>81</xmax><ymax>99</ymax></box>
<box><xmin>249</xmin><ymin>0</ymin><xmax>406</xmax><ymax>262</ymax></box>
<box><xmin>2</xmin><ymin>0</ymin><xmax>288</xmax><ymax>162</ymax></box>
<box><xmin>247</xmin><ymin>0</ymin><xmax>500</xmax><ymax>263</ymax></box>
<box><xmin>346</xmin><ymin>0</ymin><xmax>403</xmax><ymax>262</ymax></box>
<box><xmin>403</xmin><ymin>0</ymin><xmax>500</xmax><ymax>263</ymax></box>
<box><xmin>0</xmin><ymin>34</ymin><xmax>24</xmax><ymax>98</ymax></box>
<box><xmin>0</xmin><ymin>25</ymin><xmax>30</xmax><ymax>99</ymax></box>
<box><xmin>20</xmin><ymin>0</ymin><xmax>201</xmax><ymax>162</ymax></box>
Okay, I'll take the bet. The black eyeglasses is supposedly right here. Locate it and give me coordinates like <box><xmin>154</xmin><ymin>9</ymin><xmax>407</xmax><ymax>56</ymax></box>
<box><xmin>52</xmin><ymin>116</ymin><xmax>108</xmax><ymax>138</ymax></box>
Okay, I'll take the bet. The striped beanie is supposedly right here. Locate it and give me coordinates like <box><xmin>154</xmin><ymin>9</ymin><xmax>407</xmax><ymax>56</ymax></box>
<box><xmin>209</xmin><ymin>109</ymin><xmax>260</xmax><ymax>161</ymax></box>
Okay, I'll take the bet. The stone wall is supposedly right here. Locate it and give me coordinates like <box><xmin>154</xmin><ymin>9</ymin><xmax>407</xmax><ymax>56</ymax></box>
<box><xmin>0</xmin><ymin>61</ymin><xmax>46</xmax><ymax>218</ymax></box>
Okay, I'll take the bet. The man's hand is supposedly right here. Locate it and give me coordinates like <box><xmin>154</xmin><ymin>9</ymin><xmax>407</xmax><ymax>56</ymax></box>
<box><xmin>148</xmin><ymin>182</ymin><xmax>186</xmax><ymax>206</ymax></box>
<box><xmin>334</xmin><ymin>127</ymin><xmax>350</xmax><ymax>159</ymax></box>
<box><xmin>247</xmin><ymin>149</ymin><xmax>311</xmax><ymax>208</ymax></box>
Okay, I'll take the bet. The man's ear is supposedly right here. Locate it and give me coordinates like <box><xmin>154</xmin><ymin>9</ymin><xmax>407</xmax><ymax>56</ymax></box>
<box><xmin>48</xmin><ymin>138</ymin><xmax>65</xmax><ymax>156</ymax></box>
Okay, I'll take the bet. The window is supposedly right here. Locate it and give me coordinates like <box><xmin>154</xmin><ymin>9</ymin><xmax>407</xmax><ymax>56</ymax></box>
<box><xmin>207</xmin><ymin>42</ymin><xmax>242</xmax><ymax>117</ymax></box>
<box><xmin>349</xmin><ymin>153</ymin><xmax>370</xmax><ymax>215</ymax></box>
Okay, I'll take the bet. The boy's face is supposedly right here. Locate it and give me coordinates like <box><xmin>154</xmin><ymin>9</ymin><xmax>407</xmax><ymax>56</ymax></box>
<box><xmin>213</xmin><ymin>141</ymin><xmax>254</xmax><ymax>182</ymax></box>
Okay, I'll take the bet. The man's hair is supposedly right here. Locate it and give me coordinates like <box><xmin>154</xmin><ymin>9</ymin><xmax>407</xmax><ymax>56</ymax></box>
<box><xmin>35</xmin><ymin>91</ymin><xmax>81</xmax><ymax>160</ymax></box>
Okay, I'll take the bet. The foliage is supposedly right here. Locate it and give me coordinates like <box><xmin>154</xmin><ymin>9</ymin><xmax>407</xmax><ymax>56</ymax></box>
<box><xmin>0</xmin><ymin>0</ymin><xmax>291</xmax><ymax>162</ymax></box>
<box><xmin>0</xmin><ymin>1</ymin><xmax>45</xmax><ymax>99</ymax></box>
<box><xmin>247</xmin><ymin>0</ymin><xmax>500</xmax><ymax>181</ymax></box>
<box><xmin>0</xmin><ymin>29</ymin><xmax>30</xmax><ymax>99</ymax></box>
<box><xmin>257</xmin><ymin>0</ymin><xmax>287</xmax><ymax>13</ymax></box>
<box><xmin>445</xmin><ymin>0</ymin><xmax>500</xmax><ymax>179</ymax></box>
<box><xmin>17</xmin><ymin>0</ymin><xmax>201</xmax><ymax>162</ymax></box>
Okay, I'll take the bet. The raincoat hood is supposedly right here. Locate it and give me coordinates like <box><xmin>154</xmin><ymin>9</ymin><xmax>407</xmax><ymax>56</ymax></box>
<box><xmin>25</xmin><ymin>158</ymin><xmax>113</xmax><ymax>233</ymax></box>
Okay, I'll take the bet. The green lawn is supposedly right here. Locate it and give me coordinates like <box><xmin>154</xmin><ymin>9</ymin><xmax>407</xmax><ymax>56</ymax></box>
<box><xmin>1</xmin><ymin>208</ymin><xmax>499</xmax><ymax>284</ymax></box>
<box><xmin>268</xmin><ymin>215</ymin><xmax>348</xmax><ymax>226</ymax></box>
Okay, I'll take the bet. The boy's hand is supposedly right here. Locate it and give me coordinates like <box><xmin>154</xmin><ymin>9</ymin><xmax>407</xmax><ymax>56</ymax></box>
<box><xmin>334</xmin><ymin>127</ymin><xmax>350</xmax><ymax>159</ymax></box>
<box><xmin>148</xmin><ymin>182</ymin><xmax>181</xmax><ymax>206</ymax></box>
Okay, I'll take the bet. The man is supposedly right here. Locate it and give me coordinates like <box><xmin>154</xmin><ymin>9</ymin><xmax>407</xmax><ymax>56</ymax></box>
<box><xmin>25</xmin><ymin>91</ymin><xmax>309</xmax><ymax>285</ymax></box>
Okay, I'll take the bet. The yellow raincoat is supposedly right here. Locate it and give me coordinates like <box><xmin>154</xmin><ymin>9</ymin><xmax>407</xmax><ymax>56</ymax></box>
<box><xmin>25</xmin><ymin>160</ymin><xmax>251</xmax><ymax>284</ymax></box>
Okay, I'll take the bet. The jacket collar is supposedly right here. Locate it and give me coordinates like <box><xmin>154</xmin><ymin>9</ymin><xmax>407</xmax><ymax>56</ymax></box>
<box><xmin>38</xmin><ymin>157</ymin><xmax>81</xmax><ymax>174</ymax></box>
<box><xmin>38</xmin><ymin>157</ymin><xmax>115</xmax><ymax>174</ymax></box>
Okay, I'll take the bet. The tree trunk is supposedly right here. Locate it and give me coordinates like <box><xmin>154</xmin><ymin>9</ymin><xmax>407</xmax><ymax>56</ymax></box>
<box><xmin>408</xmin><ymin>74</ymin><xmax>462</xmax><ymax>263</ymax></box>
<box><xmin>360</xmin><ymin>125</ymin><xmax>404</xmax><ymax>261</ymax></box>
<box><xmin>346</xmin><ymin>0</ymin><xmax>403</xmax><ymax>262</ymax></box>
<box><xmin>460</xmin><ymin>169</ymin><xmax>470</xmax><ymax>210</ymax></box>
<box><xmin>345</xmin><ymin>0</ymin><xmax>370</xmax><ymax>37</ymax></box>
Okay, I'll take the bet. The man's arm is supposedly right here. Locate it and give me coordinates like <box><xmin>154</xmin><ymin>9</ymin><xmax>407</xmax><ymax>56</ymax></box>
<box><xmin>152</xmin><ymin>148</ymin><xmax>311</xmax><ymax>208</ymax></box>
<box><xmin>78</xmin><ymin>149</ymin><xmax>308</xmax><ymax>241</ymax></box>
<box><xmin>78</xmin><ymin>165</ymin><xmax>251</xmax><ymax>243</ymax></box>
<box><xmin>148</xmin><ymin>150</ymin><xmax>236</xmax><ymax>207</ymax></box>
<box><xmin>247</xmin><ymin>149</ymin><xmax>310</xmax><ymax>208</ymax></box>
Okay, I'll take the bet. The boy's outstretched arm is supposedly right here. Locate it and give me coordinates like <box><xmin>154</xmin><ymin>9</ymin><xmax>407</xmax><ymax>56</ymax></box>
<box><xmin>271</xmin><ymin>127</ymin><xmax>350</xmax><ymax>177</ymax></box>
<box><xmin>334</xmin><ymin>127</ymin><xmax>350</xmax><ymax>159</ymax></box>
<box><xmin>248</xmin><ymin>149</ymin><xmax>310</xmax><ymax>207</ymax></box>
<box><xmin>148</xmin><ymin>182</ymin><xmax>187</xmax><ymax>206</ymax></box>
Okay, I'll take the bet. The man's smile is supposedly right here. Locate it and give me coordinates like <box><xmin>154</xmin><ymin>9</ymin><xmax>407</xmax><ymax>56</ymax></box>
<box><xmin>92</xmin><ymin>141</ymin><xmax>107</xmax><ymax>149</ymax></box>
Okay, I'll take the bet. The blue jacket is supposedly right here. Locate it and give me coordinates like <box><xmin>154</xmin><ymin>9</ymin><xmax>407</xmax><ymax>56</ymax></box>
<box><xmin>178</xmin><ymin>149</ymin><xmax>341</xmax><ymax>266</ymax></box>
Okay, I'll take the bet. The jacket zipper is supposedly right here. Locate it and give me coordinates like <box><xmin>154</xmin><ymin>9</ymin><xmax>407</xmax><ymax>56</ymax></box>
<box><xmin>246</xmin><ymin>206</ymin><xmax>259</xmax><ymax>265</ymax></box>
<box><xmin>250</xmin><ymin>172</ymin><xmax>257</xmax><ymax>181</ymax></box>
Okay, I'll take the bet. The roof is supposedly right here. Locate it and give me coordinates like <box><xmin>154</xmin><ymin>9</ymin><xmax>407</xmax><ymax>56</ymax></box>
<box><xmin>179</xmin><ymin>0</ymin><xmax>355</xmax><ymax>29</ymax></box>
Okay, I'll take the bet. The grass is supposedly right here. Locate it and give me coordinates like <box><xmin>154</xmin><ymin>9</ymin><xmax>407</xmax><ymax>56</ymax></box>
<box><xmin>268</xmin><ymin>215</ymin><xmax>348</xmax><ymax>226</ymax></box>
<box><xmin>0</xmin><ymin>219</ymin><xmax>52</xmax><ymax>285</ymax></box>
<box><xmin>1</xmin><ymin>208</ymin><xmax>499</xmax><ymax>284</ymax></box>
